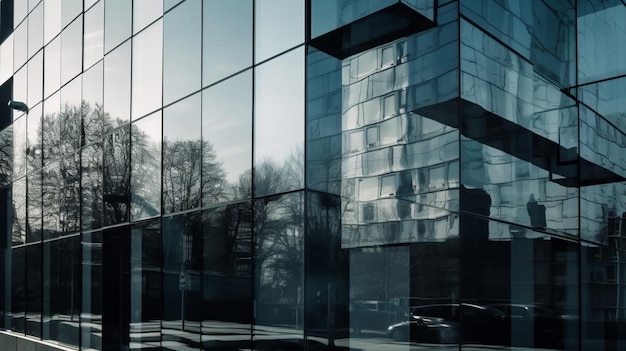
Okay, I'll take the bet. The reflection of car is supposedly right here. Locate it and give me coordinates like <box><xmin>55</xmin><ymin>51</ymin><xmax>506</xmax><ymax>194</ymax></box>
<box><xmin>350</xmin><ymin>300</ymin><xmax>391</xmax><ymax>334</ymax></box>
<box><xmin>386</xmin><ymin>303</ymin><xmax>508</xmax><ymax>344</ymax></box>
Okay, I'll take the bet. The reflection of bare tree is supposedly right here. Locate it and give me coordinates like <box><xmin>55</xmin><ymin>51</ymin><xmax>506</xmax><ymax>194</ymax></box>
<box><xmin>0</xmin><ymin>126</ymin><xmax>12</xmax><ymax>186</ymax></box>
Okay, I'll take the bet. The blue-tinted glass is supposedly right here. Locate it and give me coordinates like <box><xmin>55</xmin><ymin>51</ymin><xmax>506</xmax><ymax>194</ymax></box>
<box><xmin>163</xmin><ymin>0</ymin><xmax>201</xmax><ymax>104</ymax></box>
<box><xmin>578</xmin><ymin>0</ymin><xmax>626</xmax><ymax>84</ymax></box>
<box><xmin>254</xmin><ymin>0</ymin><xmax>304</xmax><ymax>63</ymax></box>
<box><xmin>131</xmin><ymin>20</ymin><xmax>162</xmax><ymax>119</ymax></box>
<box><xmin>202</xmin><ymin>0</ymin><xmax>252</xmax><ymax>86</ymax></box>
<box><xmin>202</xmin><ymin>70</ymin><xmax>252</xmax><ymax>203</ymax></box>
<box><xmin>254</xmin><ymin>48</ymin><xmax>304</xmax><ymax>197</ymax></box>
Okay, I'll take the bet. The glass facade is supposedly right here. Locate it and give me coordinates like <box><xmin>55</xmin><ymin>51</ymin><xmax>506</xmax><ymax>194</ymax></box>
<box><xmin>0</xmin><ymin>1</ymin><xmax>625</xmax><ymax>350</ymax></box>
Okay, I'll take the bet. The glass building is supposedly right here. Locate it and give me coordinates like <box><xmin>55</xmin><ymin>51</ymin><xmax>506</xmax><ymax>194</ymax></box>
<box><xmin>0</xmin><ymin>0</ymin><xmax>625</xmax><ymax>350</ymax></box>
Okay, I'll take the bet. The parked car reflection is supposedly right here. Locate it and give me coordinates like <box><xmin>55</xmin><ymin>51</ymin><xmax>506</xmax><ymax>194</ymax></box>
<box><xmin>386</xmin><ymin>303</ymin><xmax>508</xmax><ymax>345</ymax></box>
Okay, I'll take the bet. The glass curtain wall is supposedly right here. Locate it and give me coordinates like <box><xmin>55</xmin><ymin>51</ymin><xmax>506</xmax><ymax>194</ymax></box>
<box><xmin>0</xmin><ymin>1</ymin><xmax>624</xmax><ymax>350</ymax></box>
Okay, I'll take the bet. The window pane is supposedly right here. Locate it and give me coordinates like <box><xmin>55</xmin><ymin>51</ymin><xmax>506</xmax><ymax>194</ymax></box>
<box><xmin>163</xmin><ymin>0</ymin><xmax>200</xmax><ymax>104</ymax></box>
<box><xmin>13</xmin><ymin>21</ymin><xmax>27</xmax><ymax>71</ymax></box>
<box><xmin>57</xmin><ymin>236</ymin><xmax>81</xmax><ymax>347</ymax></box>
<box><xmin>44</xmin><ymin>36</ymin><xmax>61</xmax><ymax>98</ymax></box>
<box><xmin>81</xmin><ymin>231</ymin><xmax>102</xmax><ymax>351</ymax></box>
<box><xmin>61</xmin><ymin>0</ymin><xmax>82</xmax><ymax>28</ymax></box>
<box><xmin>26</xmin><ymin>103</ymin><xmax>42</xmax><ymax>172</ymax></box>
<box><xmin>26</xmin><ymin>170</ymin><xmax>42</xmax><ymax>243</ymax></box>
<box><xmin>254</xmin><ymin>0</ymin><xmax>304</xmax><ymax>63</ymax></box>
<box><xmin>44</xmin><ymin>0</ymin><xmax>62</xmax><ymax>45</ymax></box>
<box><xmin>104</xmin><ymin>0</ymin><xmax>131</xmax><ymax>53</ymax></box>
<box><xmin>202</xmin><ymin>70</ymin><xmax>252</xmax><ymax>203</ymax></box>
<box><xmin>42</xmin><ymin>91</ymin><xmax>59</xmax><ymax>166</ymax></box>
<box><xmin>12</xmin><ymin>177</ymin><xmax>27</xmax><ymax>245</ymax></box>
<box><xmin>254</xmin><ymin>49</ymin><xmax>304</xmax><ymax>196</ymax></box>
<box><xmin>202</xmin><ymin>0</ymin><xmax>252</xmax><ymax>86</ymax></box>
<box><xmin>133</xmin><ymin>0</ymin><xmax>162</xmax><ymax>34</ymax></box>
<box><xmin>254</xmin><ymin>192</ymin><xmax>303</xmax><ymax>346</ymax></box>
<box><xmin>103</xmin><ymin>40</ymin><xmax>131</xmax><ymax>124</ymax></box>
<box><xmin>27</xmin><ymin>3</ymin><xmax>43</xmax><ymax>59</ymax></box>
<box><xmin>132</xmin><ymin>20</ymin><xmax>162</xmax><ymax>119</ymax></box>
<box><xmin>82</xmin><ymin>61</ymin><xmax>105</xmax><ymax>145</ymax></box>
<box><xmin>103</xmin><ymin>125</ymin><xmax>131</xmax><ymax>225</ymax></box>
<box><xmin>203</xmin><ymin>202</ymin><xmax>252</xmax><ymax>348</ymax></box>
<box><xmin>162</xmin><ymin>212</ymin><xmax>202</xmax><ymax>347</ymax></box>
<box><xmin>11</xmin><ymin>247</ymin><xmax>25</xmax><ymax>332</ymax></box>
<box><xmin>84</xmin><ymin>0</ymin><xmax>104</xmax><ymax>70</ymax></box>
<box><xmin>12</xmin><ymin>115</ymin><xmax>26</xmax><ymax>180</ymax></box>
<box><xmin>0</xmin><ymin>126</ymin><xmax>13</xmax><ymax>187</ymax></box>
<box><xmin>81</xmin><ymin>143</ymin><xmax>103</xmax><ymax>230</ymax></box>
<box><xmin>163</xmin><ymin>93</ymin><xmax>201</xmax><ymax>213</ymax></box>
<box><xmin>131</xmin><ymin>111</ymin><xmax>162</xmax><ymax>221</ymax></box>
<box><xmin>25</xmin><ymin>244</ymin><xmax>42</xmax><ymax>338</ymax></box>
<box><xmin>60</xmin><ymin>16</ymin><xmax>82</xmax><ymax>85</ymax></box>
<box><xmin>27</xmin><ymin>52</ymin><xmax>43</xmax><ymax>108</ymax></box>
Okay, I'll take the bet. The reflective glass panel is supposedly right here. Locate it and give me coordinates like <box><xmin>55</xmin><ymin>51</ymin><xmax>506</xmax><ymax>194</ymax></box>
<box><xmin>27</xmin><ymin>3</ymin><xmax>43</xmax><ymax>59</ymax></box>
<box><xmin>27</xmin><ymin>51</ymin><xmax>43</xmax><ymax>108</ymax></box>
<box><xmin>81</xmin><ymin>143</ymin><xmax>103</xmax><ymax>231</ymax></box>
<box><xmin>44</xmin><ymin>36</ymin><xmax>61</xmax><ymax>98</ymax></box>
<box><xmin>163</xmin><ymin>0</ymin><xmax>200</xmax><ymax>104</ymax></box>
<box><xmin>0</xmin><ymin>125</ymin><xmax>12</xmax><ymax>187</ymax></box>
<box><xmin>28</xmin><ymin>204</ymin><xmax>46</xmax><ymax>263</ymax></box>
<box><xmin>44</xmin><ymin>0</ymin><xmax>62</xmax><ymax>44</ymax></box>
<box><xmin>578</xmin><ymin>0</ymin><xmax>626</xmax><ymax>84</ymax></box>
<box><xmin>11</xmin><ymin>247</ymin><xmax>25</xmax><ymax>332</ymax></box>
<box><xmin>61</xmin><ymin>0</ymin><xmax>82</xmax><ymax>28</ymax></box>
<box><xmin>202</xmin><ymin>0</ymin><xmax>252</xmax><ymax>86</ymax></box>
<box><xmin>26</xmin><ymin>103</ymin><xmax>42</xmax><ymax>172</ymax></box>
<box><xmin>12</xmin><ymin>177</ymin><xmax>27</xmax><ymax>246</ymax></box>
<box><xmin>59</xmin><ymin>77</ymin><xmax>82</xmax><ymax>156</ymax></box>
<box><xmin>104</xmin><ymin>0</ymin><xmax>131</xmax><ymax>53</ymax></box>
<box><xmin>133</xmin><ymin>0</ymin><xmax>163</xmax><ymax>34</ymax></box>
<box><xmin>82</xmin><ymin>61</ymin><xmax>105</xmax><ymax>145</ymax></box>
<box><xmin>81</xmin><ymin>231</ymin><xmax>102</xmax><ymax>351</ymax></box>
<box><xmin>163</xmin><ymin>93</ymin><xmax>201</xmax><ymax>213</ymax></box>
<box><xmin>60</xmin><ymin>16</ymin><xmax>82</xmax><ymax>85</ymax></box>
<box><xmin>84</xmin><ymin>0</ymin><xmax>104</xmax><ymax>70</ymax></box>
<box><xmin>202</xmin><ymin>202</ymin><xmax>252</xmax><ymax>349</ymax></box>
<box><xmin>162</xmin><ymin>212</ymin><xmax>202</xmax><ymax>348</ymax></box>
<box><xmin>103</xmin><ymin>125</ymin><xmax>131</xmax><ymax>225</ymax></box>
<box><xmin>131</xmin><ymin>20</ymin><xmax>162</xmax><ymax>119</ymax></box>
<box><xmin>103</xmin><ymin>40</ymin><xmax>131</xmax><ymax>124</ymax></box>
<box><xmin>129</xmin><ymin>220</ymin><xmax>162</xmax><ymax>347</ymax></box>
<box><xmin>202</xmin><ymin>70</ymin><xmax>252</xmax><ymax>203</ymax></box>
<box><xmin>254</xmin><ymin>48</ymin><xmax>304</xmax><ymax>196</ymax></box>
<box><xmin>253</xmin><ymin>193</ymin><xmax>303</xmax><ymax>348</ymax></box>
<box><xmin>12</xmin><ymin>115</ymin><xmax>26</xmax><ymax>180</ymax></box>
<box><xmin>254</xmin><ymin>0</ymin><xmax>304</xmax><ymax>63</ymax></box>
<box><xmin>57</xmin><ymin>235</ymin><xmax>81</xmax><ymax>347</ymax></box>
<box><xmin>13</xmin><ymin>21</ymin><xmax>27</xmax><ymax>71</ymax></box>
<box><xmin>131</xmin><ymin>111</ymin><xmax>162</xmax><ymax>221</ymax></box>
<box><xmin>0</xmin><ymin>35</ymin><xmax>14</xmax><ymax>83</ymax></box>
<box><xmin>42</xmin><ymin>91</ymin><xmax>60</xmax><ymax>166</ymax></box>
<box><xmin>25</xmin><ymin>244</ymin><xmax>42</xmax><ymax>337</ymax></box>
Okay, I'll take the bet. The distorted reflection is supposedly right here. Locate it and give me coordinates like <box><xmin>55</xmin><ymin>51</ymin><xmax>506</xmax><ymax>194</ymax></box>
<box><xmin>12</xmin><ymin>177</ymin><xmax>26</xmax><ymax>245</ymax></box>
<box><xmin>0</xmin><ymin>125</ymin><xmax>13</xmax><ymax>187</ymax></box>
<box><xmin>81</xmin><ymin>143</ymin><xmax>103</xmax><ymax>230</ymax></box>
